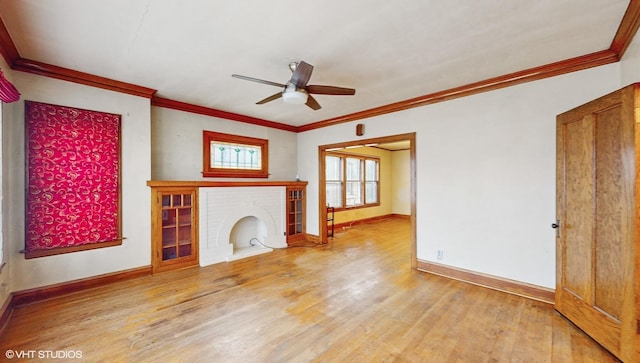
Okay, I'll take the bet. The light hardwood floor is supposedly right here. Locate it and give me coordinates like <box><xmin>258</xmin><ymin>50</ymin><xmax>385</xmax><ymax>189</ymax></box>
<box><xmin>0</xmin><ymin>218</ymin><xmax>616</xmax><ymax>362</ymax></box>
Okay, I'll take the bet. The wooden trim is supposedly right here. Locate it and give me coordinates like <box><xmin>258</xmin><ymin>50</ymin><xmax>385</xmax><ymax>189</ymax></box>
<box><xmin>202</xmin><ymin>130</ymin><xmax>269</xmax><ymax>179</ymax></box>
<box><xmin>391</xmin><ymin>213</ymin><xmax>411</xmax><ymax>220</ymax></box>
<box><xmin>0</xmin><ymin>4</ymin><xmax>636</xmax><ymax>133</ymax></box>
<box><xmin>286</xmin><ymin>185</ymin><xmax>307</xmax><ymax>245</ymax></box>
<box><xmin>409</xmin><ymin>134</ymin><xmax>417</xmax><ymax>269</ymax></box>
<box><xmin>305</xmin><ymin>234</ymin><xmax>321</xmax><ymax>244</ymax></box>
<box><xmin>0</xmin><ymin>292</ymin><xmax>14</xmax><ymax>334</ymax></box>
<box><xmin>202</xmin><ymin>171</ymin><xmax>269</xmax><ymax>178</ymax></box>
<box><xmin>417</xmin><ymin>260</ymin><xmax>555</xmax><ymax>304</ymax></box>
<box><xmin>11</xmin><ymin>265</ymin><xmax>151</xmax><ymax>307</ymax></box>
<box><xmin>326</xmin><ymin>151</ymin><xmax>380</xmax><ymax>210</ymax></box>
<box><xmin>152</xmin><ymin>96</ymin><xmax>297</xmax><ymax>133</ymax></box>
<box><xmin>299</xmin><ymin>50</ymin><xmax>618</xmax><ymax>132</ymax></box>
<box><xmin>319</xmin><ymin>147</ymin><xmax>328</xmax><ymax>241</ymax></box>
<box><xmin>4</xmin><ymin>47</ymin><xmax>617</xmax><ymax>133</ymax></box>
<box><xmin>151</xmin><ymin>187</ymin><xmax>200</xmax><ymax>274</ymax></box>
<box><xmin>0</xmin><ymin>17</ymin><xmax>19</xmax><ymax>67</ymax></box>
<box><xmin>13</xmin><ymin>58</ymin><xmax>156</xmax><ymax>98</ymax></box>
<box><xmin>24</xmin><ymin>239</ymin><xmax>123</xmax><ymax>259</ymax></box>
<box><xmin>331</xmin><ymin>202</ymin><xmax>381</xmax><ymax>213</ymax></box>
<box><xmin>147</xmin><ymin>180</ymin><xmax>308</xmax><ymax>188</ymax></box>
<box><xmin>332</xmin><ymin>213</ymin><xmax>397</xmax><ymax>230</ymax></box>
<box><xmin>610</xmin><ymin>0</ymin><xmax>640</xmax><ymax>57</ymax></box>
<box><xmin>318</xmin><ymin>133</ymin><xmax>417</xmax><ymax>268</ymax></box>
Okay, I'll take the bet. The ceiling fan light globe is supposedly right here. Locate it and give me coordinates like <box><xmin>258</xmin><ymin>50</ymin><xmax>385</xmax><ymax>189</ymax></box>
<box><xmin>282</xmin><ymin>89</ymin><xmax>308</xmax><ymax>104</ymax></box>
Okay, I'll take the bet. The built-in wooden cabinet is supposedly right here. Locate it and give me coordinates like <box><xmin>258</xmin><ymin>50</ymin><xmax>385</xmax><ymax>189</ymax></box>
<box><xmin>150</xmin><ymin>186</ymin><xmax>199</xmax><ymax>273</ymax></box>
<box><xmin>148</xmin><ymin>180</ymin><xmax>308</xmax><ymax>270</ymax></box>
<box><xmin>286</xmin><ymin>184</ymin><xmax>307</xmax><ymax>245</ymax></box>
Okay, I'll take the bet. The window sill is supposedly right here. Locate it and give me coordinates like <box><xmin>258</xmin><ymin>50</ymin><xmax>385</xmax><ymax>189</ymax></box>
<box><xmin>23</xmin><ymin>239</ymin><xmax>124</xmax><ymax>259</ymax></box>
<box><xmin>202</xmin><ymin>170</ymin><xmax>269</xmax><ymax>178</ymax></box>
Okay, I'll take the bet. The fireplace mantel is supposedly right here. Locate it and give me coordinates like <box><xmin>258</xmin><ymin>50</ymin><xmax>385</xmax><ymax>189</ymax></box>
<box><xmin>147</xmin><ymin>180</ymin><xmax>308</xmax><ymax>188</ymax></box>
<box><xmin>148</xmin><ymin>180</ymin><xmax>308</xmax><ymax>268</ymax></box>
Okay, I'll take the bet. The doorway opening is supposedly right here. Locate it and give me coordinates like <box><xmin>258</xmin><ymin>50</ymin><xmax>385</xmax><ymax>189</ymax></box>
<box><xmin>318</xmin><ymin>132</ymin><xmax>417</xmax><ymax>268</ymax></box>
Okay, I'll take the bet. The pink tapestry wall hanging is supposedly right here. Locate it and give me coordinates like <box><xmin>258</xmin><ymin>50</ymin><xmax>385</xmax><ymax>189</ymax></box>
<box><xmin>25</xmin><ymin>101</ymin><xmax>122</xmax><ymax>258</ymax></box>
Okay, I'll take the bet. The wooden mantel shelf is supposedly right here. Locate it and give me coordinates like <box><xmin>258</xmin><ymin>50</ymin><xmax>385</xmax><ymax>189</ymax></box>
<box><xmin>147</xmin><ymin>180</ymin><xmax>308</xmax><ymax>188</ymax></box>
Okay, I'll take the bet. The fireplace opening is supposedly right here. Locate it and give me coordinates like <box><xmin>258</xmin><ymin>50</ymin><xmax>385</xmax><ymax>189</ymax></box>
<box><xmin>227</xmin><ymin>216</ymin><xmax>273</xmax><ymax>261</ymax></box>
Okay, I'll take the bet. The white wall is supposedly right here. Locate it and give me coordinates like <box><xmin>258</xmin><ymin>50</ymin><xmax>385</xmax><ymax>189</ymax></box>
<box><xmin>391</xmin><ymin>150</ymin><xmax>411</xmax><ymax>215</ymax></box>
<box><xmin>298</xmin><ymin>63</ymin><xmax>621</xmax><ymax>288</ymax></box>
<box><xmin>4</xmin><ymin>72</ymin><xmax>152</xmax><ymax>291</ymax></box>
<box><xmin>621</xmin><ymin>29</ymin><xmax>640</xmax><ymax>85</ymax></box>
<box><xmin>151</xmin><ymin>107</ymin><xmax>298</xmax><ymax>181</ymax></box>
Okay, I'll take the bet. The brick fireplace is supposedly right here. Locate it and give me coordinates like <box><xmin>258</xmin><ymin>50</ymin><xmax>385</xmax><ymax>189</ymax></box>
<box><xmin>198</xmin><ymin>186</ymin><xmax>287</xmax><ymax>266</ymax></box>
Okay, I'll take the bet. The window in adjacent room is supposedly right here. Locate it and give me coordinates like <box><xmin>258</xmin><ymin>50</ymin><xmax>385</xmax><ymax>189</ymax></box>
<box><xmin>326</xmin><ymin>155</ymin><xmax>343</xmax><ymax>208</ymax></box>
<box><xmin>202</xmin><ymin>131</ymin><xmax>269</xmax><ymax>178</ymax></box>
<box><xmin>325</xmin><ymin>152</ymin><xmax>379</xmax><ymax>210</ymax></box>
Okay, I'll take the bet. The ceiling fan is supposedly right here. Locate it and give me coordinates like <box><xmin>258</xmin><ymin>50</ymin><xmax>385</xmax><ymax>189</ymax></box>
<box><xmin>232</xmin><ymin>61</ymin><xmax>356</xmax><ymax>110</ymax></box>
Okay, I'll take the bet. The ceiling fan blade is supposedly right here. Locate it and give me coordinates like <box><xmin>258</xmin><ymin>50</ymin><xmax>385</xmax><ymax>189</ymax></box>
<box><xmin>232</xmin><ymin>74</ymin><xmax>286</xmax><ymax>88</ymax></box>
<box><xmin>256</xmin><ymin>92</ymin><xmax>282</xmax><ymax>105</ymax></box>
<box><xmin>306</xmin><ymin>85</ymin><xmax>356</xmax><ymax>95</ymax></box>
<box><xmin>290</xmin><ymin>61</ymin><xmax>314</xmax><ymax>87</ymax></box>
<box><xmin>305</xmin><ymin>95</ymin><xmax>321</xmax><ymax>110</ymax></box>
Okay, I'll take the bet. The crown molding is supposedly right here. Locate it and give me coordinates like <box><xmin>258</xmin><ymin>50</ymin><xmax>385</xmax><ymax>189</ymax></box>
<box><xmin>151</xmin><ymin>96</ymin><xmax>297</xmax><ymax>132</ymax></box>
<box><xmin>299</xmin><ymin>0</ymin><xmax>640</xmax><ymax>131</ymax></box>
<box><xmin>12</xmin><ymin>58</ymin><xmax>157</xmax><ymax>98</ymax></box>
<box><xmin>610</xmin><ymin>0</ymin><xmax>640</xmax><ymax>56</ymax></box>
<box><xmin>0</xmin><ymin>16</ymin><xmax>156</xmax><ymax>98</ymax></box>
<box><xmin>297</xmin><ymin>49</ymin><xmax>619</xmax><ymax>132</ymax></box>
<box><xmin>0</xmin><ymin>15</ymin><xmax>18</xmax><ymax>66</ymax></box>
<box><xmin>0</xmin><ymin>1</ymin><xmax>639</xmax><ymax>131</ymax></box>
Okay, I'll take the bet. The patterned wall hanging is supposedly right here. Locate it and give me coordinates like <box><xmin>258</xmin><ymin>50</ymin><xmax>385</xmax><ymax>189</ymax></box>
<box><xmin>25</xmin><ymin>101</ymin><xmax>122</xmax><ymax>258</ymax></box>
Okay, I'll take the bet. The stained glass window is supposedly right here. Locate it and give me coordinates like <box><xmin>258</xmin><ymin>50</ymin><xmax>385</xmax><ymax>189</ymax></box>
<box><xmin>210</xmin><ymin>141</ymin><xmax>261</xmax><ymax>170</ymax></box>
<box><xmin>203</xmin><ymin>131</ymin><xmax>268</xmax><ymax>178</ymax></box>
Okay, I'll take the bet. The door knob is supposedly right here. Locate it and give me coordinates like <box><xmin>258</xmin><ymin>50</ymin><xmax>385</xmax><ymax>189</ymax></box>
<box><xmin>552</xmin><ymin>221</ymin><xmax>560</xmax><ymax>238</ymax></box>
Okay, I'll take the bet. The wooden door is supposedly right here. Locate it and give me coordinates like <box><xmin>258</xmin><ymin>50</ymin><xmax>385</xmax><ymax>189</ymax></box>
<box><xmin>556</xmin><ymin>85</ymin><xmax>638</xmax><ymax>362</ymax></box>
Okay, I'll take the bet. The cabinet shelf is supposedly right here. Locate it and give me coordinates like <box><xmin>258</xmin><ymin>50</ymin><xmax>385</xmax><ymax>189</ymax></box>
<box><xmin>162</xmin><ymin>239</ymin><xmax>192</xmax><ymax>248</ymax></box>
<box><xmin>162</xmin><ymin>223</ymin><xmax>192</xmax><ymax>229</ymax></box>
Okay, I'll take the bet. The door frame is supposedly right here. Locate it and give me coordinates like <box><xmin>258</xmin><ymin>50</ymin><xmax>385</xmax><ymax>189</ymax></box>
<box><xmin>318</xmin><ymin>132</ymin><xmax>417</xmax><ymax>268</ymax></box>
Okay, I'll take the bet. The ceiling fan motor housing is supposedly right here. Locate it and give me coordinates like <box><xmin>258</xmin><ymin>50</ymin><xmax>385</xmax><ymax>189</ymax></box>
<box><xmin>282</xmin><ymin>83</ymin><xmax>308</xmax><ymax>104</ymax></box>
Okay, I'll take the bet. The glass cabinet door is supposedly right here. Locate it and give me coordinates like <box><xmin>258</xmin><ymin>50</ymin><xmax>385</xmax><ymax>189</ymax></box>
<box><xmin>286</xmin><ymin>186</ymin><xmax>306</xmax><ymax>244</ymax></box>
<box><xmin>161</xmin><ymin>192</ymin><xmax>193</xmax><ymax>261</ymax></box>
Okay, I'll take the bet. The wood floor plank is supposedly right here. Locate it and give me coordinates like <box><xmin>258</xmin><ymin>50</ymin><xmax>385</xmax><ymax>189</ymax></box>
<box><xmin>0</xmin><ymin>217</ymin><xmax>617</xmax><ymax>362</ymax></box>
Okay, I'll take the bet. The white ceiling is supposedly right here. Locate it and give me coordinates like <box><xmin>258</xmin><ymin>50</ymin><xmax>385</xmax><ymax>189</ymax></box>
<box><xmin>0</xmin><ymin>0</ymin><xmax>630</xmax><ymax>127</ymax></box>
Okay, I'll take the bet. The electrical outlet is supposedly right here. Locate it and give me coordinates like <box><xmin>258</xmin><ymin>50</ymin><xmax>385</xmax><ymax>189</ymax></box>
<box><xmin>436</xmin><ymin>249</ymin><xmax>444</xmax><ymax>260</ymax></box>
